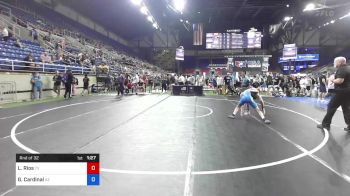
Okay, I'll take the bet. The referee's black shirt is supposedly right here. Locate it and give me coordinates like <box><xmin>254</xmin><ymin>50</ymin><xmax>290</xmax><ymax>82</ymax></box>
<box><xmin>335</xmin><ymin>65</ymin><xmax>350</xmax><ymax>93</ymax></box>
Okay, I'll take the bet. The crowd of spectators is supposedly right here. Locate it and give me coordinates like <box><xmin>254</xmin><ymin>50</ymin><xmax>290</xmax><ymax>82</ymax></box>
<box><xmin>202</xmin><ymin>71</ymin><xmax>336</xmax><ymax>101</ymax></box>
<box><xmin>0</xmin><ymin>4</ymin><xmax>166</xmax><ymax>79</ymax></box>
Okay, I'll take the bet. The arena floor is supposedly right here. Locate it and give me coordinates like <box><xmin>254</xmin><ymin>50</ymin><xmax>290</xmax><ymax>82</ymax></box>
<box><xmin>0</xmin><ymin>94</ymin><xmax>350</xmax><ymax>196</ymax></box>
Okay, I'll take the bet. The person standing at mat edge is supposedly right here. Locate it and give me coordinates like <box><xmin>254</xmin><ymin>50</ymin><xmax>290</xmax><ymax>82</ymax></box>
<box><xmin>318</xmin><ymin>57</ymin><xmax>350</xmax><ymax>132</ymax></box>
<box><xmin>63</xmin><ymin>70</ymin><xmax>74</xmax><ymax>99</ymax></box>
<box><xmin>81</xmin><ymin>74</ymin><xmax>90</xmax><ymax>96</ymax></box>
<box><xmin>53</xmin><ymin>71</ymin><xmax>62</xmax><ymax>97</ymax></box>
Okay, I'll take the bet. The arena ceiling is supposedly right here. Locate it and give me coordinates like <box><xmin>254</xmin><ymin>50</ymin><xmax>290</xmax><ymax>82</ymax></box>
<box><xmin>59</xmin><ymin>0</ymin><xmax>350</xmax><ymax>40</ymax></box>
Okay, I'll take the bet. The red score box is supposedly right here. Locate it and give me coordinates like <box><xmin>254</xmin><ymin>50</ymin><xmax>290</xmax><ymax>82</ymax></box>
<box><xmin>87</xmin><ymin>162</ymin><xmax>100</xmax><ymax>174</ymax></box>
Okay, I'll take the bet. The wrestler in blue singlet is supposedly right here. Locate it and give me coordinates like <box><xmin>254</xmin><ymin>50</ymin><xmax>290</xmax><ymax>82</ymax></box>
<box><xmin>239</xmin><ymin>89</ymin><xmax>258</xmax><ymax>109</ymax></box>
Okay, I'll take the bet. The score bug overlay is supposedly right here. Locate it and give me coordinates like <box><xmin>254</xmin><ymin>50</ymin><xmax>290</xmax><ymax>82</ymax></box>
<box><xmin>16</xmin><ymin>154</ymin><xmax>100</xmax><ymax>186</ymax></box>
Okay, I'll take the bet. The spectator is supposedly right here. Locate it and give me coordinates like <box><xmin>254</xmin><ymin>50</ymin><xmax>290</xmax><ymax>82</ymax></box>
<box><xmin>99</xmin><ymin>63</ymin><xmax>109</xmax><ymax>74</ymax></box>
<box><xmin>14</xmin><ymin>39</ymin><xmax>22</xmax><ymax>48</ymax></box>
<box><xmin>187</xmin><ymin>75</ymin><xmax>194</xmax><ymax>85</ymax></box>
<box><xmin>2</xmin><ymin>27</ymin><xmax>9</xmax><ymax>41</ymax></box>
<box><xmin>224</xmin><ymin>74</ymin><xmax>232</xmax><ymax>94</ymax></box>
<box><xmin>299</xmin><ymin>77</ymin><xmax>307</xmax><ymax>95</ymax></box>
<box><xmin>63</xmin><ymin>70</ymin><xmax>73</xmax><ymax>99</ymax></box>
<box><xmin>105</xmin><ymin>75</ymin><xmax>112</xmax><ymax>93</ymax></box>
<box><xmin>266</xmin><ymin>73</ymin><xmax>273</xmax><ymax>88</ymax></box>
<box><xmin>217</xmin><ymin>75</ymin><xmax>224</xmax><ymax>94</ymax></box>
<box><xmin>305</xmin><ymin>76</ymin><xmax>312</xmax><ymax>96</ymax></box>
<box><xmin>31</xmin><ymin>72</ymin><xmax>43</xmax><ymax>100</ymax></box>
<box><xmin>31</xmin><ymin>28</ymin><xmax>38</xmax><ymax>42</ymax></box>
<box><xmin>117</xmin><ymin>74</ymin><xmax>125</xmax><ymax>96</ymax></box>
<box><xmin>43</xmin><ymin>32</ymin><xmax>51</xmax><ymax>42</ymax></box>
<box><xmin>16</xmin><ymin>18</ymin><xmax>28</xmax><ymax>28</ymax></box>
<box><xmin>40</xmin><ymin>51</ymin><xmax>52</xmax><ymax>64</ymax></box>
<box><xmin>72</xmin><ymin>77</ymin><xmax>78</xmax><ymax>96</ymax></box>
<box><xmin>52</xmin><ymin>71</ymin><xmax>62</xmax><ymax>97</ymax></box>
<box><xmin>318</xmin><ymin>73</ymin><xmax>327</xmax><ymax>102</ymax></box>
<box><xmin>212</xmin><ymin>76</ymin><xmax>218</xmax><ymax>92</ymax></box>
<box><xmin>132</xmin><ymin>73</ymin><xmax>140</xmax><ymax>95</ymax></box>
<box><xmin>55</xmin><ymin>42</ymin><xmax>63</xmax><ymax>60</ymax></box>
<box><xmin>161</xmin><ymin>75</ymin><xmax>167</xmax><ymax>93</ymax></box>
<box><xmin>178</xmin><ymin>74</ymin><xmax>185</xmax><ymax>85</ymax></box>
<box><xmin>24</xmin><ymin>53</ymin><xmax>36</xmax><ymax>71</ymax></box>
<box><xmin>277</xmin><ymin>74</ymin><xmax>285</xmax><ymax>92</ymax></box>
<box><xmin>81</xmin><ymin>74</ymin><xmax>90</xmax><ymax>96</ymax></box>
<box><xmin>174</xmin><ymin>74</ymin><xmax>179</xmax><ymax>85</ymax></box>
<box><xmin>63</xmin><ymin>55</ymin><xmax>71</xmax><ymax>65</ymax></box>
<box><xmin>77</xmin><ymin>52</ymin><xmax>83</xmax><ymax>65</ymax></box>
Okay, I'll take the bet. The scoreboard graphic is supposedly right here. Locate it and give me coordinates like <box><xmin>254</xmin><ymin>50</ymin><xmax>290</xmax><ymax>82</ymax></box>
<box><xmin>206</xmin><ymin>32</ymin><xmax>262</xmax><ymax>49</ymax></box>
<box><xmin>16</xmin><ymin>154</ymin><xmax>100</xmax><ymax>186</ymax></box>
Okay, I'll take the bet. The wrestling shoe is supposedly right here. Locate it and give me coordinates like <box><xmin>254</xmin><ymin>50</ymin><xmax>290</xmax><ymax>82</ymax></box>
<box><xmin>228</xmin><ymin>114</ymin><xmax>236</xmax><ymax>119</ymax></box>
<box><xmin>264</xmin><ymin>119</ymin><xmax>271</xmax><ymax>124</ymax></box>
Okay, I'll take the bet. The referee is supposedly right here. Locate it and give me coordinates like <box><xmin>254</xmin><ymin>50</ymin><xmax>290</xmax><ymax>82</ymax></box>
<box><xmin>317</xmin><ymin>57</ymin><xmax>350</xmax><ymax>132</ymax></box>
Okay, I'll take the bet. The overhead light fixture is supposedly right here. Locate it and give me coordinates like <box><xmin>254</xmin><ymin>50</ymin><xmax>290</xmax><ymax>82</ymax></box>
<box><xmin>153</xmin><ymin>23</ymin><xmax>158</xmax><ymax>29</ymax></box>
<box><xmin>286</xmin><ymin>4</ymin><xmax>290</xmax><ymax>8</ymax></box>
<box><xmin>339</xmin><ymin>12</ymin><xmax>350</xmax><ymax>20</ymax></box>
<box><xmin>140</xmin><ymin>6</ymin><xmax>148</xmax><ymax>15</ymax></box>
<box><xmin>284</xmin><ymin>16</ymin><xmax>293</xmax><ymax>22</ymax></box>
<box><xmin>180</xmin><ymin>19</ymin><xmax>183</xmax><ymax>22</ymax></box>
<box><xmin>330</xmin><ymin>20</ymin><xmax>335</xmax><ymax>24</ymax></box>
<box><xmin>250</xmin><ymin>27</ymin><xmax>257</xmax><ymax>32</ymax></box>
<box><xmin>173</xmin><ymin>0</ymin><xmax>186</xmax><ymax>13</ymax></box>
<box><xmin>131</xmin><ymin>0</ymin><xmax>160</xmax><ymax>31</ymax></box>
<box><xmin>197</xmin><ymin>11</ymin><xmax>201</xmax><ymax>14</ymax></box>
<box><xmin>303</xmin><ymin>3</ymin><xmax>316</xmax><ymax>12</ymax></box>
<box><xmin>131</xmin><ymin>0</ymin><xmax>142</xmax><ymax>6</ymax></box>
<box><xmin>185</xmin><ymin>20</ymin><xmax>189</xmax><ymax>24</ymax></box>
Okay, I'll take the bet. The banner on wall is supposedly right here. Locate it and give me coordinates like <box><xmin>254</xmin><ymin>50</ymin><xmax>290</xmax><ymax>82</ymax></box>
<box><xmin>232</xmin><ymin>57</ymin><xmax>263</xmax><ymax>71</ymax></box>
<box><xmin>283</xmin><ymin>44</ymin><xmax>298</xmax><ymax>60</ymax></box>
<box><xmin>227</xmin><ymin>55</ymin><xmax>270</xmax><ymax>72</ymax></box>
<box><xmin>175</xmin><ymin>46</ymin><xmax>184</xmax><ymax>61</ymax></box>
<box><xmin>278</xmin><ymin>54</ymin><xmax>320</xmax><ymax>63</ymax></box>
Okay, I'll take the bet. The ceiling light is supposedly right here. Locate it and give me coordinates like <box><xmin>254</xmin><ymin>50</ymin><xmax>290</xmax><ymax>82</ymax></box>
<box><xmin>173</xmin><ymin>0</ymin><xmax>186</xmax><ymax>13</ymax></box>
<box><xmin>286</xmin><ymin>4</ymin><xmax>290</xmax><ymax>8</ymax></box>
<box><xmin>284</xmin><ymin>16</ymin><xmax>293</xmax><ymax>22</ymax></box>
<box><xmin>153</xmin><ymin>23</ymin><xmax>158</xmax><ymax>29</ymax></box>
<box><xmin>186</xmin><ymin>20</ymin><xmax>189</xmax><ymax>24</ymax></box>
<box><xmin>147</xmin><ymin>16</ymin><xmax>153</xmax><ymax>22</ymax></box>
<box><xmin>339</xmin><ymin>12</ymin><xmax>350</xmax><ymax>20</ymax></box>
<box><xmin>131</xmin><ymin>0</ymin><xmax>142</xmax><ymax>6</ymax></box>
<box><xmin>330</xmin><ymin>20</ymin><xmax>335</xmax><ymax>24</ymax></box>
<box><xmin>140</xmin><ymin>6</ymin><xmax>148</xmax><ymax>15</ymax></box>
<box><xmin>250</xmin><ymin>27</ymin><xmax>257</xmax><ymax>32</ymax></box>
<box><xmin>180</xmin><ymin>19</ymin><xmax>183</xmax><ymax>22</ymax></box>
<box><xmin>303</xmin><ymin>3</ymin><xmax>316</xmax><ymax>12</ymax></box>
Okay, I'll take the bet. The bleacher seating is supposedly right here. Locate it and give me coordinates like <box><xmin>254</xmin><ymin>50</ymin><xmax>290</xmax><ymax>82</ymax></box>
<box><xmin>0</xmin><ymin>0</ymin><xmax>166</xmax><ymax>76</ymax></box>
<box><xmin>0</xmin><ymin>38</ymin><xmax>43</xmax><ymax>61</ymax></box>
<box><xmin>0</xmin><ymin>36</ymin><xmax>89</xmax><ymax>74</ymax></box>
